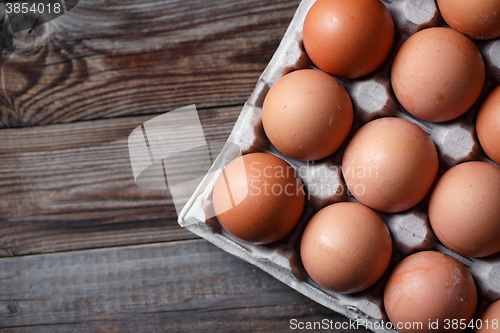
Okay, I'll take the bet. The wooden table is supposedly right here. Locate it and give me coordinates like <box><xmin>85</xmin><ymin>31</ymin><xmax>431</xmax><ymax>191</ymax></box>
<box><xmin>0</xmin><ymin>1</ymin><xmax>370</xmax><ymax>331</ymax></box>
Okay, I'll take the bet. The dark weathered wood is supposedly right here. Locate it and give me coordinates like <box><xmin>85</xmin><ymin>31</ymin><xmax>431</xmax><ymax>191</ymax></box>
<box><xmin>0</xmin><ymin>105</ymin><xmax>240</xmax><ymax>257</ymax></box>
<box><xmin>0</xmin><ymin>0</ymin><xmax>374</xmax><ymax>330</ymax></box>
<box><xmin>0</xmin><ymin>0</ymin><xmax>300</xmax><ymax>127</ymax></box>
<box><xmin>0</xmin><ymin>1</ymin><xmax>367</xmax><ymax>330</ymax></box>
<box><xmin>0</xmin><ymin>239</ymin><xmax>369</xmax><ymax>332</ymax></box>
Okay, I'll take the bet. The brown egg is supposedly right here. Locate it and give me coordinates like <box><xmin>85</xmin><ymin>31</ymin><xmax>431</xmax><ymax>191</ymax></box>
<box><xmin>475</xmin><ymin>300</ymin><xmax>500</xmax><ymax>333</ymax></box>
<box><xmin>429</xmin><ymin>161</ymin><xmax>500</xmax><ymax>258</ymax></box>
<box><xmin>213</xmin><ymin>153</ymin><xmax>305</xmax><ymax>245</ymax></box>
<box><xmin>262</xmin><ymin>69</ymin><xmax>353</xmax><ymax>161</ymax></box>
<box><xmin>391</xmin><ymin>27</ymin><xmax>485</xmax><ymax>122</ymax></box>
<box><xmin>342</xmin><ymin>117</ymin><xmax>439</xmax><ymax>213</ymax></box>
<box><xmin>303</xmin><ymin>0</ymin><xmax>394</xmax><ymax>79</ymax></box>
<box><xmin>477</xmin><ymin>86</ymin><xmax>500</xmax><ymax>165</ymax></box>
<box><xmin>300</xmin><ymin>202</ymin><xmax>392</xmax><ymax>294</ymax></box>
<box><xmin>437</xmin><ymin>0</ymin><xmax>500</xmax><ymax>40</ymax></box>
<box><xmin>384</xmin><ymin>251</ymin><xmax>477</xmax><ymax>333</ymax></box>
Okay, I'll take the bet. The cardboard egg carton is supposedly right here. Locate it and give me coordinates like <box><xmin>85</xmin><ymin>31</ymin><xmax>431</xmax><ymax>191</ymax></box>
<box><xmin>178</xmin><ymin>0</ymin><xmax>500</xmax><ymax>331</ymax></box>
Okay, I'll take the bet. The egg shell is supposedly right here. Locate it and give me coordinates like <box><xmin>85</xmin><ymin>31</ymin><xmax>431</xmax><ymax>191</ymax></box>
<box><xmin>391</xmin><ymin>27</ymin><xmax>485</xmax><ymax>122</ymax></box>
<box><xmin>302</xmin><ymin>0</ymin><xmax>394</xmax><ymax>79</ymax></box>
<box><xmin>384</xmin><ymin>251</ymin><xmax>478</xmax><ymax>333</ymax></box>
<box><xmin>213</xmin><ymin>152</ymin><xmax>305</xmax><ymax>245</ymax></box>
<box><xmin>179</xmin><ymin>0</ymin><xmax>500</xmax><ymax>329</ymax></box>
<box><xmin>477</xmin><ymin>86</ymin><xmax>500</xmax><ymax>165</ymax></box>
<box><xmin>342</xmin><ymin>117</ymin><xmax>439</xmax><ymax>213</ymax></box>
<box><xmin>300</xmin><ymin>202</ymin><xmax>392</xmax><ymax>294</ymax></box>
<box><xmin>437</xmin><ymin>0</ymin><xmax>500</xmax><ymax>40</ymax></box>
<box><xmin>429</xmin><ymin>161</ymin><xmax>500</xmax><ymax>258</ymax></box>
<box><xmin>262</xmin><ymin>69</ymin><xmax>353</xmax><ymax>161</ymax></box>
<box><xmin>475</xmin><ymin>299</ymin><xmax>500</xmax><ymax>333</ymax></box>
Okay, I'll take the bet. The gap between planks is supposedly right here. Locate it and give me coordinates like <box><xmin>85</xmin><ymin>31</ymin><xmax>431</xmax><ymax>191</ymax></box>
<box><xmin>0</xmin><ymin>105</ymin><xmax>241</xmax><ymax>257</ymax></box>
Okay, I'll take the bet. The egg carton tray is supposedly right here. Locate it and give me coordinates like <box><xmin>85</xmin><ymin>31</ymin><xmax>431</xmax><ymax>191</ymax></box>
<box><xmin>177</xmin><ymin>0</ymin><xmax>500</xmax><ymax>332</ymax></box>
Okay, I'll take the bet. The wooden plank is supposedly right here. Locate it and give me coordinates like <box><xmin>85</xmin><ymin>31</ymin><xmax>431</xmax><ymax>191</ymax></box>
<box><xmin>0</xmin><ymin>0</ymin><xmax>300</xmax><ymax>127</ymax></box>
<box><xmin>0</xmin><ymin>105</ymin><xmax>240</xmax><ymax>257</ymax></box>
<box><xmin>0</xmin><ymin>239</ymin><xmax>369</xmax><ymax>332</ymax></box>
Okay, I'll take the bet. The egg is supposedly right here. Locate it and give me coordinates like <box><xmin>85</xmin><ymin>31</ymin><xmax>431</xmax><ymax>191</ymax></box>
<box><xmin>475</xmin><ymin>300</ymin><xmax>500</xmax><ymax>333</ymax></box>
<box><xmin>302</xmin><ymin>0</ymin><xmax>394</xmax><ymax>79</ymax></box>
<box><xmin>300</xmin><ymin>202</ymin><xmax>392</xmax><ymax>294</ymax></box>
<box><xmin>342</xmin><ymin>117</ymin><xmax>439</xmax><ymax>213</ymax></box>
<box><xmin>213</xmin><ymin>152</ymin><xmax>305</xmax><ymax>245</ymax></box>
<box><xmin>429</xmin><ymin>161</ymin><xmax>500</xmax><ymax>258</ymax></box>
<box><xmin>391</xmin><ymin>27</ymin><xmax>485</xmax><ymax>122</ymax></box>
<box><xmin>384</xmin><ymin>251</ymin><xmax>477</xmax><ymax>333</ymax></box>
<box><xmin>477</xmin><ymin>86</ymin><xmax>500</xmax><ymax>165</ymax></box>
<box><xmin>262</xmin><ymin>69</ymin><xmax>353</xmax><ymax>161</ymax></box>
<box><xmin>437</xmin><ymin>0</ymin><xmax>500</xmax><ymax>40</ymax></box>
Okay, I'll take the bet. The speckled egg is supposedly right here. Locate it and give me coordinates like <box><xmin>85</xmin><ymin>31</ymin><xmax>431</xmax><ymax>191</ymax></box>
<box><xmin>429</xmin><ymin>161</ymin><xmax>500</xmax><ymax>258</ymax></box>
<box><xmin>391</xmin><ymin>27</ymin><xmax>485</xmax><ymax>122</ymax></box>
<box><xmin>303</xmin><ymin>0</ymin><xmax>394</xmax><ymax>79</ymax></box>
<box><xmin>475</xmin><ymin>299</ymin><xmax>500</xmax><ymax>332</ymax></box>
<box><xmin>342</xmin><ymin>117</ymin><xmax>439</xmax><ymax>213</ymax></box>
<box><xmin>384</xmin><ymin>251</ymin><xmax>477</xmax><ymax>333</ymax></box>
<box><xmin>300</xmin><ymin>202</ymin><xmax>392</xmax><ymax>294</ymax></box>
<box><xmin>437</xmin><ymin>0</ymin><xmax>500</xmax><ymax>40</ymax></box>
<box><xmin>213</xmin><ymin>152</ymin><xmax>305</xmax><ymax>245</ymax></box>
<box><xmin>477</xmin><ymin>86</ymin><xmax>500</xmax><ymax>165</ymax></box>
<box><xmin>262</xmin><ymin>69</ymin><xmax>353</xmax><ymax>161</ymax></box>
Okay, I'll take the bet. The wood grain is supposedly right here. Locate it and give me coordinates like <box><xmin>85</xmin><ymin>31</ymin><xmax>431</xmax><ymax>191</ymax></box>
<box><xmin>0</xmin><ymin>239</ymin><xmax>369</xmax><ymax>333</ymax></box>
<box><xmin>0</xmin><ymin>105</ymin><xmax>240</xmax><ymax>257</ymax></box>
<box><xmin>0</xmin><ymin>1</ymin><xmax>370</xmax><ymax>331</ymax></box>
<box><xmin>0</xmin><ymin>0</ymin><xmax>300</xmax><ymax>127</ymax></box>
